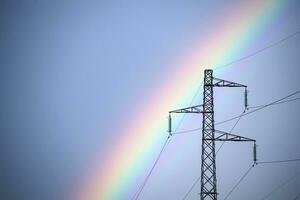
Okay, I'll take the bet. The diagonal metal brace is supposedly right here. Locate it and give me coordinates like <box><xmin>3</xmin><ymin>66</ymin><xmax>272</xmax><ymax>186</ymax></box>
<box><xmin>211</xmin><ymin>77</ymin><xmax>247</xmax><ymax>88</ymax></box>
<box><xmin>212</xmin><ymin>130</ymin><xmax>256</xmax><ymax>142</ymax></box>
<box><xmin>169</xmin><ymin>104</ymin><xmax>204</xmax><ymax>114</ymax></box>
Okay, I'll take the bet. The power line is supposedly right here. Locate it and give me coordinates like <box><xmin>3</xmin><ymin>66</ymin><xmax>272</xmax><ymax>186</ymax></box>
<box><xmin>220</xmin><ymin>158</ymin><xmax>300</xmax><ymax>200</ymax></box>
<box><xmin>132</xmin><ymin>137</ymin><xmax>171</xmax><ymax>200</ymax></box>
<box><xmin>259</xmin><ymin>169</ymin><xmax>300</xmax><ymax>200</ymax></box>
<box><xmin>247</xmin><ymin>97</ymin><xmax>300</xmax><ymax>109</ymax></box>
<box><xmin>174</xmin><ymin>29</ymin><xmax>300</xmax><ymax>136</ymax></box>
<box><xmin>223</xmin><ymin>165</ymin><xmax>254</xmax><ymax>200</ymax></box>
<box><xmin>216</xmin><ymin>109</ymin><xmax>246</xmax><ymax>154</ymax></box>
<box><xmin>174</xmin><ymin>83</ymin><xmax>204</xmax><ymax>132</ymax></box>
<box><xmin>223</xmin><ymin>157</ymin><xmax>300</xmax><ymax>200</ymax></box>
<box><xmin>173</xmin><ymin>29</ymin><xmax>300</xmax><ymax>136</ymax></box>
<box><xmin>131</xmin><ymin>89</ymin><xmax>295</xmax><ymax>198</ymax></box>
<box><xmin>181</xmin><ymin>109</ymin><xmax>246</xmax><ymax>200</ymax></box>
<box><xmin>182</xmin><ymin>176</ymin><xmax>200</xmax><ymax>200</ymax></box>
<box><xmin>132</xmin><ymin>83</ymin><xmax>204</xmax><ymax>199</ymax></box>
<box><xmin>132</xmin><ymin>29</ymin><xmax>300</xmax><ymax>200</ymax></box>
<box><xmin>257</xmin><ymin>158</ymin><xmax>300</xmax><ymax>165</ymax></box>
<box><xmin>182</xmin><ymin>157</ymin><xmax>300</xmax><ymax>200</ymax></box>
<box><xmin>172</xmin><ymin>29</ymin><xmax>300</xmax><ymax>136</ymax></box>
<box><xmin>136</xmin><ymin>90</ymin><xmax>299</xmax><ymax>198</ymax></box>
<box><xmin>216</xmin><ymin>90</ymin><xmax>300</xmax><ymax>125</ymax></box>
<box><xmin>161</xmin><ymin>29</ymin><xmax>300</xmax><ymax>198</ymax></box>
<box><xmin>215</xmin><ymin>30</ymin><xmax>300</xmax><ymax>70</ymax></box>
<box><xmin>176</xmin><ymin>90</ymin><xmax>300</xmax><ymax>199</ymax></box>
<box><xmin>172</xmin><ymin>90</ymin><xmax>300</xmax><ymax>135</ymax></box>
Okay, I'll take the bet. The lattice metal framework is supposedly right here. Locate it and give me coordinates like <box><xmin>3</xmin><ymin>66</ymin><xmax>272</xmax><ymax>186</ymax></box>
<box><xmin>168</xmin><ymin>69</ymin><xmax>256</xmax><ymax>200</ymax></box>
<box><xmin>200</xmin><ymin>69</ymin><xmax>217</xmax><ymax>200</ymax></box>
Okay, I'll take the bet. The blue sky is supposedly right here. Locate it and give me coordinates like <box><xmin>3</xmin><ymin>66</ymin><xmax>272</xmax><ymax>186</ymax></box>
<box><xmin>0</xmin><ymin>1</ymin><xmax>300</xmax><ymax>200</ymax></box>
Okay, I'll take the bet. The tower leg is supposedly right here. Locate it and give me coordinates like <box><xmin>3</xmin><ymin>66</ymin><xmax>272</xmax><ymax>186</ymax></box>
<box><xmin>200</xmin><ymin>69</ymin><xmax>217</xmax><ymax>200</ymax></box>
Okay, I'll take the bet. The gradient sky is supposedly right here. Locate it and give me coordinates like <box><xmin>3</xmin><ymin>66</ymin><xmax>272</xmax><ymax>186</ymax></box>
<box><xmin>1</xmin><ymin>1</ymin><xmax>300</xmax><ymax>200</ymax></box>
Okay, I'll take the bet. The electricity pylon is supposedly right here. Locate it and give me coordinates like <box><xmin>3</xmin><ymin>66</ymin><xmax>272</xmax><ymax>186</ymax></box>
<box><xmin>168</xmin><ymin>69</ymin><xmax>256</xmax><ymax>200</ymax></box>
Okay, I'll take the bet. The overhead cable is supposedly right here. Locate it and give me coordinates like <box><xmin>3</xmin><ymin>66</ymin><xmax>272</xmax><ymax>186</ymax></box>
<box><xmin>257</xmin><ymin>158</ymin><xmax>300</xmax><ymax>165</ymax></box>
<box><xmin>259</xmin><ymin>169</ymin><xmax>300</xmax><ymax>200</ymax></box>
<box><xmin>223</xmin><ymin>165</ymin><xmax>254</xmax><ymax>200</ymax></box>
<box><xmin>215</xmin><ymin>30</ymin><xmax>300</xmax><ymax>69</ymax></box>
<box><xmin>173</xmin><ymin>90</ymin><xmax>300</xmax><ymax>135</ymax></box>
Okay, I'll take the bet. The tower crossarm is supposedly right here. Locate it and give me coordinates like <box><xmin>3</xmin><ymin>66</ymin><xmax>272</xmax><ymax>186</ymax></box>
<box><xmin>212</xmin><ymin>130</ymin><xmax>256</xmax><ymax>142</ymax></box>
<box><xmin>212</xmin><ymin>77</ymin><xmax>246</xmax><ymax>88</ymax></box>
<box><xmin>169</xmin><ymin>104</ymin><xmax>204</xmax><ymax>114</ymax></box>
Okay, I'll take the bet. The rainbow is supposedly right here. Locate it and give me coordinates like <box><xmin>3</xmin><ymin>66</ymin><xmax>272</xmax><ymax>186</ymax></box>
<box><xmin>74</xmin><ymin>0</ymin><xmax>289</xmax><ymax>199</ymax></box>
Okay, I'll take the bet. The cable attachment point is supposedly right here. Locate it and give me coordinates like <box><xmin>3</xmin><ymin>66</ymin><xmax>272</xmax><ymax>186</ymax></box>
<box><xmin>253</xmin><ymin>142</ymin><xmax>258</xmax><ymax>167</ymax></box>
<box><xmin>168</xmin><ymin>113</ymin><xmax>172</xmax><ymax>137</ymax></box>
<box><xmin>244</xmin><ymin>87</ymin><xmax>249</xmax><ymax>111</ymax></box>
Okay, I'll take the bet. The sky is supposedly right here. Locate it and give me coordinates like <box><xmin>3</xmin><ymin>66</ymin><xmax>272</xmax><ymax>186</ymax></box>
<box><xmin>0</xmin><ymin>0</ymin><xmax>300</xmax><ymax>200</ymax></box>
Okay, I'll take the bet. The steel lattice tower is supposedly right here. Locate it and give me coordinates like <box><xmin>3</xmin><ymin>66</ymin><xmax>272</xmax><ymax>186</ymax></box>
<box><xmin>201</xmin><ymin>69</ymin><xmax>217</xmax><ymax>200</ymax></box>
<box><xmin>168</xmin><ymin>69</ymin><xmax>256</xmax><ymax>200</ymax></box>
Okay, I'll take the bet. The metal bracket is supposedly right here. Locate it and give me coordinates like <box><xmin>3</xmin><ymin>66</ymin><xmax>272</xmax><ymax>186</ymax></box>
<box><xmin>169</xmin><ymin>104</ymin><xmax>204</xmax><ymax>114</ymax></box>
<box><xmin>211</xmin><ymin>77</ymin><xmax>247</xmax><ymax>88</ymax></box>
<box><xmin>213</xmin><ymin>130</ymin><xmax>255</xmax><ymax>142</ymax></box>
